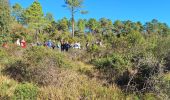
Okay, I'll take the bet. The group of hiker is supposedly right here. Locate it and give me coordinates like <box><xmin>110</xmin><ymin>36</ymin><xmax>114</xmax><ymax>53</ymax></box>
<box><xmin>34</xmin><ymin>40</ymin><xmax>81</xmax><ymax>52</ymax></box>
<box><xmin>2</xmin><ymin>38</ymin><xmax>103</xmax><ymax>52</ymax></box>
<box><xmin>16</xmin><ymin>38</ymin><xmax>27</xmax><ymax>48</ymax></box>
<box><xmin>2</xmin><ymin>38</ymin><xmax>27</xmax><ymax>48</ymax></box>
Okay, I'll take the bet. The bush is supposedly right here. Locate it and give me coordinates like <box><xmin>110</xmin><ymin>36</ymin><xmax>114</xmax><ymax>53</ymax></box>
<box><xmin>143</xmin><ymin>93</ymin><xmax>161</xmax><ymax>100</ymax></box>
<box><xmin>13</xmin><ymin>83</ymin><xmax>38</xmax><ymax>100</ymax></box>
<box><xmin>91</xmin><ymin>53</ymin><xmax>130</xmax><ymax>85</ymax></box>
<box><xmin>3</xmin><ymin>60</ymin><xmax>30</xmax><ymax>82</ymax></box>
<box><xmin>0</xmin><ymin>49</ymin><xmax>10</xmax><ymax>65</ymax></box>
<box><xmin>0</xmin><ymin>76</ymin><xmax>17</xmax><ymax>99</ymax></box>
<box><xmin>3</xmin><ymin>47</ymin><xmax>74</xmax><ymax>85</ymax></box>
<box><xmin>92</xmin><ymin>53</ymin><xmax>129</xmax><ymax>75</ymax></box>
<box><xmin>128</xmin><ymin>31</ymin><xmax>144</xmax><ymax>44</ymax></box>
<box><xmin>23</xmin><ymin>46</ymin><xmax>72</xmax><ymax>68</ymax></box>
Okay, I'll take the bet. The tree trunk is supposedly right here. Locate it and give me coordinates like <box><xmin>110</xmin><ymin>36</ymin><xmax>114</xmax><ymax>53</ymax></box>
<box><xmin>72</xmin><ymin>7</ymin><xmax>75</xmax><ymax>37</ymax></box>
<box><xmin>35</xmin><ymin>29</ymin><xmax>38</xmax><ymax>42</ymax></box>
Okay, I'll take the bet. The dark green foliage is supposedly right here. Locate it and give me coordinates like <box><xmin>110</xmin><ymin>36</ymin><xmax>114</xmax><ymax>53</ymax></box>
<box><xmin>92</xmin><ymin>53</ymin><xmax>129</xmax><ymax>84</ymax></box>
<box><xmin>93</xmin><ymin>53</ymin><xmax>128</xmax><ymax>73</ymax></box>
<box><xmin>99</xmin><ymin>18</ymin><xmax>113</xmax><ymax>34</ymax></box>
<box><xmin>23</xmin><ymin>1</ymin><xmax>43</xmax><ymax>27</ymax></box>
<box><xmin>57</xmin><ymin>17</ymin><xmax>69</xmax><ymax>32</ymax></box>
<box><xmin>87</xmin><ymin>18</ymin><xmax>100</xmax><ymax>34</ymax></box>
<box><xmin>0</xmin><ymin>0</ymin><xmax>11</xmax><ymax>33</ymax></box>
<box><xmin>13</xmin><ymin>83</ymin><xmax>38</xmax><ymax>100</ymax></box>
<box><xmin>77</xmin><ymin>19</ymin><xmax>86</xmax><ymax>34</ymax></box>
<box><xmin>0</xmin><ymin>0</ymin><xmax>11</xmax><ymax>44</ymax></box>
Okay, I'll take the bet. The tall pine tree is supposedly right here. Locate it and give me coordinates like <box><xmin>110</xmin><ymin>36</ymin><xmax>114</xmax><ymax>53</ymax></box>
<box><xmin>23</xmin><ymin>1</ymin><xmax>44</xmax><ymax>42</ymax></box>
<box><xmin>0</xmin><ymin>0</ymin><xmax>11</xmax><ymax>43</ymax></box>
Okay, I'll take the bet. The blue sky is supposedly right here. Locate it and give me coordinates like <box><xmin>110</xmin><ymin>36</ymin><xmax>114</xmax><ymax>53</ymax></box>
<box><xmin>10</xmin><ymin>0</ymin><xmax>170</xmax><ymax>24</ymax></box>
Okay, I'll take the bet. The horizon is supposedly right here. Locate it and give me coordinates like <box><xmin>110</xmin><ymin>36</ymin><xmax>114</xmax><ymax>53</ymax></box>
<box><xmin>10</xmin><ymin>0</ymin><xmax>170</xmax><ymax>25</ymax></box>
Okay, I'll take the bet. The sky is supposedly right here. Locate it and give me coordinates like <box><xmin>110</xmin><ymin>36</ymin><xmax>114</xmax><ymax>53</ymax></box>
<box><xmin>10</xmin><ymin>0</ymin><xmax>170</xmax><ymax>25</ymax></box>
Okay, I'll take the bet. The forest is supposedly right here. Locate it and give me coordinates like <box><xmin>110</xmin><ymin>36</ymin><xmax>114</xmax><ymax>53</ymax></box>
<box><xmin>0</xmin><ymin>0</ymin><xmax>170</xmax><ymax>100</ymax></box>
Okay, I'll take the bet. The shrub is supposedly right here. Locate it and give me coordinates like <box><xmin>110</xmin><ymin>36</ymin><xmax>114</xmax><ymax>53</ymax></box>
<box><xmin>0</xmin><ymin>75</ymin><xmax>17</xmax><ymax>100</ymax></box>
<box><xmin>13</xmin><ymin>83</ymin><xmax>38</xmax><ymax>100</ymax></box>
<box><xmin>3</xmin><ymin>47</ymin><xmax>74</xmax><ymax>85</ymax></box>
<box><xmin>92</xmin><ymin>53</ymin><xmax>129</xmax><ymax>75</ymax></box>
<box><xmin>126</xmin><ymin>94</ymin><xmax>140</xmax><ymax>100</ymax></box>
<box><xmin>127</xmin><ymin>30</ymin><xmax>145</xmax><ymax>45</ymax></box>
<box><xmin>143</xmin><ymin>93</ymin><xmax>161</xmax><ymax>100</ymax></box>
<box><xmin>0</xmin><ymin>49</ymin><xmax>10</xmax><ymax>65</ymax></box>
<box><xmin>3</xmin><ymin>60</ymin><xmax>30</xmax><ymax>82</ymax></box>
<box><xmin>23</xmin><ymin>46</ymin><xmax>72</xmax><ymax>68</ymax></box>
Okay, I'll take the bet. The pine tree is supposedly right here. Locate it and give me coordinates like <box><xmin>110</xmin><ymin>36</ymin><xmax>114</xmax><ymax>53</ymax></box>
<box><xmin>0</xmin><ymin>0</ymin><xmax>11</xmax><ymax>43</ymax></box>
<box><xmin>0</xmin><ymin>0</ymin><xmax>11</xmax><ymax>34</ymax></box>
<box><xmin>23</xmin><ymin>1</ymin><xmax>44</xmax><ymax>42</ymax></box>
<box><xmin>64</xmin><ymin>0</ymin><xmax>87</xmax><ymax>37</ymax></box>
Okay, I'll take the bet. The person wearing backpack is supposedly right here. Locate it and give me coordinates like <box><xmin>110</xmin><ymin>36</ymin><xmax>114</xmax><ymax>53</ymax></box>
<box><xmin>61</xmin><ymin>40</ymin><xmax>65</xmax><ymax>51</ymax></box>
<box><xmin>47</xmin><ymin>40</ymin><xmax>52</xmax><ymax>48</ymax></box>
<box><xmin>64</xmin><ymin>41</ymin><xmax>71</xmax><ymax>52</ymax></box>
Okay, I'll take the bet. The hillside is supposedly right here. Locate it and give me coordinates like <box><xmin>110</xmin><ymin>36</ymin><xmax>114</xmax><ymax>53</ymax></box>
<box><xmin>0</xmin><ymin>0</ymin><xmax>170</xmax><ymax>99</ymax></box>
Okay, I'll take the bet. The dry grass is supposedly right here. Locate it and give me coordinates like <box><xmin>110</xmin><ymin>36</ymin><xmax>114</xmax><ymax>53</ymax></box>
<box><xmin>37</xmin><ymin>74</ymin><xmax>123</xmax><ymax>100</ymax></box>
<box><xmin>164</xmin><ymin>73</ymin><xmax>170</xmax><ymax>81</ymax></box>
<box><xmin>0</xmin><ymin>75</ymin><xmax>18</xmax><ymax>98</ymax></box>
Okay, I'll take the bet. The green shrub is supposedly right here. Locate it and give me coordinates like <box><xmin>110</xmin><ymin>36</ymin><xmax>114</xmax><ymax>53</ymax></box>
<box><xmin>13</xmin><ymin>83</ymin><xmax>38</xmax><ymax>100</ymax></box>
<box><xmin>92</xmin><ymin>53</ymin><xmax>129</xmax><ymax>74</ymax></box>
<box><xmin>127</xmin><ymin>30</ymin><xmax>145</xmax><ymax>45</ymax></box>
<box><xmin>0</xmin><ymin>49</ymin><xmax>10</xmax><ymax>65</ymax></box>
<box><xmin>126</xmin><ymin>94</ymin><xmax>140</xmax><ymax>100</ymax></box>
<box><xmin>143</xmin><ymin>93</ymin><xmax>160</xmax><ymax>100</ymax></box>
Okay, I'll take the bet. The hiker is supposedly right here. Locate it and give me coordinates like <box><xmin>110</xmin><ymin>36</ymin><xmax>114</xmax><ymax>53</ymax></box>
<box><xmin>16</xmin><ymin>38</ymin><xmax>20</xmax><ymax>46</ymax></box>
<box><xmin>52</xmin><ymin>43</ymin><xmax>56</xmax><ymax>49</ymax></box>
<box><xmin>2</xmin><ymin>42</ymin><xmax>8</xmax><ymax>48</ymax></box>
<box><xmin>74</xmin><ymin>41</ymin><xmax>81</xmax><ymax>49</ymax></box>
<box><xmin>98</xmin><ymin>40</ymin><xmax>103</xmax><ymax>46</ymax></box>
<box><xmin>47</xmin><ymin>40</ymin><xmax>52</xmax><ymax>48</ymax></box>
<box><xmin>64</xmin><ymin>41</ymin><xmax>71</xmax><ymax>52</ymax></box>
<box><xmin>43</xmin><ymin>41</ymin><xmax>47</xmax><ymax>47</ymax></box>
<box><xmin>30</xmin><ymin>43</ymin><xmax>36</xmax><ymax>47</ymax></box>
<box><xmin>61</xmin><ymin>41</ymin><xmax>65</xmax><ymax>51</ymax></box>
<box><xmin>36</xmin><ymin>41</ymin><xmax>42</xmax><ymax>46</ymax></box>
<box><xmin>21</xmin><ymin>38</ymin><xmax>26</xmax><ymax>48</ymax></box>
<box><xmin>85</xmin><ymin>41</ymin><xmax>89</xmax><ymax>50</ymax></box>
<box><xmin>56</xmin><ymin>42</ymin><xmax>61</xmax><ymax>49</ymax></box>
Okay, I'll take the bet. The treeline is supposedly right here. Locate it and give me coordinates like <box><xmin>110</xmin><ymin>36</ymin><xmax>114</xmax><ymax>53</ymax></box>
<box><xmin>1</xmin><ymin>0</ymin><xmax>170</xmax><ymax>44</ymax></box>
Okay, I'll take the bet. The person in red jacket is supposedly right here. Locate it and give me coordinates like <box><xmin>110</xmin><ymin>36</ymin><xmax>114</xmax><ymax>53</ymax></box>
<box><xmin>21</xmin><ymin>38</ymin><xmax>26</xmax><ymax>48</ymax></box>
<box><xmin>2</xmin><ymin>42</ymin><xmax>8</xmax><ymax>48</ymax></box>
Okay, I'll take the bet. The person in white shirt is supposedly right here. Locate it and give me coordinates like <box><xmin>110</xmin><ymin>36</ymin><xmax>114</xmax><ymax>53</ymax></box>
<box><xmin>16</xmin><ymin>38</ymin><xmax>20</xmax><ymax>46</ymax></box>
<box><xmin>74</xmin><ymin>41</ymin><xmax>81</xmax><ymax>49</ymax></box>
